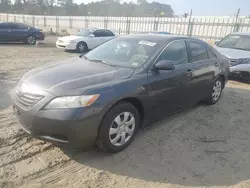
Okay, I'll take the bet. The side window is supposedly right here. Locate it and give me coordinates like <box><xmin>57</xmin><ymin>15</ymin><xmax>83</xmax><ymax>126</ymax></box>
<box><xmin>104</xmin><ymin>30</ymin><xmax>115</xmax><ymax>37</ymax></box>
<box><xmin>0</xmin><ymin>23</ymin><xmax>11</xmax><ymax>29</ymax></box>
<box><xmin>93</xmin><ymin>30</ymin><xmax>106</xmax><ymax>37</ymax></box>
<box><xmin>158</xmin><ymin>40</ymin><xmax>188</xmax><ymax>65</ymax></box>
<box><xmin>189</xmin><ymin>41</ymin><xmax>209</xmax><ymax>62</ymax></box>
<box><xmin>17</xmin><ymin>23</ymin><xmax>28</xmax><ymax>29</ymax></box>
<box><xmin>9</xmin><ymin>23</ymin><xmax>19</xmax><ymax>29</ymax></box>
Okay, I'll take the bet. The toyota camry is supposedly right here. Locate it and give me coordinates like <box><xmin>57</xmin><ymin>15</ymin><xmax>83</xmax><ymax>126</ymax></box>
<box><xmin>12</xmin><ymin>34</ymin><xmax>229</xmax><ymax>153</ymax></box>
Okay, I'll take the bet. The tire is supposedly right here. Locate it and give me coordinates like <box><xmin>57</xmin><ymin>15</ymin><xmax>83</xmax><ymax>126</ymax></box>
<box><xmin>241</xmin><ymin>72</ymin><xmax>250</xmax><ymax>83</ymax></box>
<box><xmin>76</xmin><ymin>42</ymin><xmax>88</xmax><ymax>53</ymax></box>
<box><xmin>205</xmin><ymin>77</ymin><xmax>223</xmax><ymax>105</ymax></box>
<box><xmin>96</xmin><ymin>102</ymin><xmax>140</xmax><ymax>153</ymax></box>
<box><xmin>25</xmin><ymin>35</ymin><xmax>36</xmax><ymax>45</ymax></box>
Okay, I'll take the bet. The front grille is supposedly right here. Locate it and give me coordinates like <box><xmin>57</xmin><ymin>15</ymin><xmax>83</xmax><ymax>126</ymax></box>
<box><xmin>14</xmin><ymin>92</ymin><xmax>44</xmax><ymax>108</ymax></box>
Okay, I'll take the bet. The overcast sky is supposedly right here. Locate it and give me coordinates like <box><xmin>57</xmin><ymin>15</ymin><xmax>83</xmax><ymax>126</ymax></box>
<box><xmin>76</xmin><ymin>0</ymin><xmax>250</xmax><ymax>16</ymax></box>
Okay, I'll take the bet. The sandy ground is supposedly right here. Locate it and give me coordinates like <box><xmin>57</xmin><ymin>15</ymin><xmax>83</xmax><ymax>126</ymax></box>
<box><xmin>1</xmin><ymin>44</ymin><xmax>250</xmax><ymax>188</ymax></box>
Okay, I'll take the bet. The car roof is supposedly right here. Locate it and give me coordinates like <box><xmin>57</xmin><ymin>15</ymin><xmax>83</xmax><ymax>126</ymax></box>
<box><xmin>230</xmin><ymin>32</ymin><xmax>250</xmax><ymax>36</ymax></box>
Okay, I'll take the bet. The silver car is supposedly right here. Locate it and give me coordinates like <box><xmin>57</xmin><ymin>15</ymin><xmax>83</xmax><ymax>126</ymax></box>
<box><xmin>214</xmin><ymin>32</ymin><xmax>250</xmax><ymax>82</ymax></box>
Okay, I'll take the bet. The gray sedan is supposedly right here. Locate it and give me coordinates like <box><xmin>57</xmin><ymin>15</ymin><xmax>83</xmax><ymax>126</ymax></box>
<box><xmin>12</xmin><ymin>34</ymin><xmax>229</xmax><ymax>153</ymax></box>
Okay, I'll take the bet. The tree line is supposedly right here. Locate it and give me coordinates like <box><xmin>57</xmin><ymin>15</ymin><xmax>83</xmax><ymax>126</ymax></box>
<box><xmin>0</xmin><ymin>0</ymin><xmax>174</xmax><ymax>17</ymax></box>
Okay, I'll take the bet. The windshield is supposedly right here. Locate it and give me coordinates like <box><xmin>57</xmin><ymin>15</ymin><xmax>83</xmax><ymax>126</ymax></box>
<box><xmin>74</xmin><ymin>30</ymin><xmax>91</xmax><ymax>37</ymax></box>
<box><xmin>84</xmin><ymin>37</ymin><xmax>158</xmax><ymax>68</ymax></box>
<box><xmin>217</xmin><ymin>34</ymin><xmax>250</xmax><ymax>51</ymax></box>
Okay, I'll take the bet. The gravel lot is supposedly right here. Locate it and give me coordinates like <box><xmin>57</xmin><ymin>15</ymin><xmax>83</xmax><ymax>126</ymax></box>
<box><xmin>1</xmin><ymin>44</ymin><xmax>250</xmax><ymax>188</ymax></box>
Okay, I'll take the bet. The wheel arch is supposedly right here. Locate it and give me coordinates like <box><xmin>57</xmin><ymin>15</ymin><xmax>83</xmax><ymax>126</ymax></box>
<box><xmin>99</xmin><ymin>97</ymin><xmax>145</xmax><ymax>130</ymax></box>
<box><xmin>218</xmin><ymin>74</ymin><xmax>226</xmax><ymax>88</ymax></box>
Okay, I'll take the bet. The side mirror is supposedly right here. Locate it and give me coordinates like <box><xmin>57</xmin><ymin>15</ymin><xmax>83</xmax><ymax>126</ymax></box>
<box><xmin>89</xmin><ymin>34</ymin><xmax>95</xmax><ymax>38</ymax></box>
<box><xmin>214</xmin><ymin>40</ymin><xmax>220</xmax><ymax>45</ymax></box>
<box><xmin>27</xmin><ymin>27</ymin><xmax>31</xmax><ymax>30</ymax></box>
<box><xmin>155</xmin><ymin>60</ymin><xmax>175</xmax><ymax>70</ymax></box>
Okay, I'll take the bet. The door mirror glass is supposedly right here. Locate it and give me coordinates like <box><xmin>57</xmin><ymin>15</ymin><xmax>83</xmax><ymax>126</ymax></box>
<box><xmin>27</xmin><ymin>27</ymin><xmax>31</xmax><ymax>30</ymax></box>
<box><xmin>89</xmin><ymin>34</ymin><xmax>95</xmax><ymax>38</ymax></box>
<box><xmin>155</xmin><ymin>60</ymin><xmax>175</xmax><ymax>70</ymax></box>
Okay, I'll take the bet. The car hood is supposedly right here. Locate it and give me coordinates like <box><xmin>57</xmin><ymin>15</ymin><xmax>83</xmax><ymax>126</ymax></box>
<box><xmin>22</xmin><ymin>57</ymin><xmax>134</xmax><ymax>95</ymax></box>
<box><xmin>214</xmin><ymin>46</ymin><xmax>250</xmax><ymax>59</ymax></box>
<box><xmin>58</xmin><ymin>35</ymin><xmax>86</xmax><ymax>41</ymax></box>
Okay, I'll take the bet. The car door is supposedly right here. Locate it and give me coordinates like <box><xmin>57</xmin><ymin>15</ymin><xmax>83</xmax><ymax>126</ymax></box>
<box><xmin>0</xmin><ymin>23</ymin><xmax>12</xmax><ymax>42</ymax></box>
<box><xmin>186</xmin><ymin>40</ymin><xmax>217</xmax><ymax>102</ymax></box>
<box><xmin>90</xmin><ymin>29</ymin><xmax>107</xmax><ymax>48</ymax></box>
<box><xmin>10</xmin><ymin>23</ymin><xmax>29</xmax><ymax>41</ymax></box>
<box><xmin>147</xmin><ymin>40</ymin><xmax>193</xmax><ymax>120</ymax></box>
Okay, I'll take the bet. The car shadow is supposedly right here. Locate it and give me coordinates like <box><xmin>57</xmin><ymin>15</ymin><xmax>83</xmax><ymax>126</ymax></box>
<box><xmin>0</xmin><ymin>72</ymin><xmax>15</xmax><ymax>109</ymax></box>
<box><xmin>62</xmin><ymin>86</ymin><xmax>250</xmax><ymax>187</ymax></box>
<box><xmin>64</xmin><ymin>49</ymin><xmax>90</xmax><ymax>54</ymax></box>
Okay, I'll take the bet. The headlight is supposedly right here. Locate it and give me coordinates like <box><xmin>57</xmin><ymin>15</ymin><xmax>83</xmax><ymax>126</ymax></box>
<box><xmin>44</xmin><ymin>94</ymin><xmax>100</xmax><ymax>109</ymax></box>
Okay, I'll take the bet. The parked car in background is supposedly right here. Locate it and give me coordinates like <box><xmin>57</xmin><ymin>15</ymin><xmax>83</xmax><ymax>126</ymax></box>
<box><xmin>0</xmin><ymin>22</ymin><xmax>44</xmax><ymax>44</ymax></box>
<box><xmin>12</xmin><ymin>34</ymin><xmax>229</xmax><ymax>153</ymax></box>
<box><xmin>214</xmin><ymin>32</ymin><xmax>250</xmax><ymax>82</ymax></box>
<box><xmin>56</xmin><ymin>28</ymin><xmax>116</xmax><ymax>52</ymax></box>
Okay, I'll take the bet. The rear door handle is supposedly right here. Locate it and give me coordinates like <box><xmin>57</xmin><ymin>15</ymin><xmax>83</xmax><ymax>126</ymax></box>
<box><xmin>214</xmin><ymin>62</ymin><xmax>219</xmax><ymax>66</ymax></box>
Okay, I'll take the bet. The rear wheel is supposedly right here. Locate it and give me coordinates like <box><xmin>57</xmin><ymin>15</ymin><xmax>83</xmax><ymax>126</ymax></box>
<box><xmin>76</xmin><ymin>42</ymin><xmax>88</xmax><ymax>53</ymax></box>
<box><xmin>96</xmin><ymin>102</ymin><xmax>140</xmax><ymax>153</ymax></box>
<box><xmin>205</xmin><ymin>77</ymin><xmax>223</xmax><ymax>105</ymax></box>
<box><xmin>25</xmin><ymin>35</ymin><xmax>36</xmax><ymax>45</ymax></box>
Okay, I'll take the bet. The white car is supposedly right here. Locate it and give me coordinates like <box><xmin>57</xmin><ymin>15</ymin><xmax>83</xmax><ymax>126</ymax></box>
<box><xmin>214</xmin><ymin>32</ymin><xmax>250</xmax><ymax>82</ymax></box>
<box><xmin>56</xmin><ymin>28</ymin><xmax>116</xmax><ymax>52</ymax></box>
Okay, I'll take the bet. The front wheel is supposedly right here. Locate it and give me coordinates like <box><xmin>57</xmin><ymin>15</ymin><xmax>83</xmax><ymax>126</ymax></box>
<box><xmin>76</xmin><ymin>42</ymin><xmax>88</xmax><ymax>53</ymax></box>
<box><xmin>25</xmin><ymin>35</ymin><xmax>36</xmax><ymax>45</ymax></box>
<box><xmin>205</xmin><ymin>77</ymin><xmax>223</xmax><ymax>105</ymax></box>
<box><xmin>96</xmin><ymin>102</ymin><xmax>140</xmax><ymax>153</ymax></box>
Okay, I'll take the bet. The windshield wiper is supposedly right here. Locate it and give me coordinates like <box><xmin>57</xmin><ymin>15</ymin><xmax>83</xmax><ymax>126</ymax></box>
<box><xmin>91</xmin><ymin>59</ymin><xmax>116</xmax><ymax>67</ymax></box>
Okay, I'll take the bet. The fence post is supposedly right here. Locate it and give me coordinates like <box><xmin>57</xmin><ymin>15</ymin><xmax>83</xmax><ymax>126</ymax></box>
<box><xmin>85</xmin><ymin>17</ymin><xmax>89</xmax><ymax>28</ymax></box>
<box><xmin>14</xmin><ymin>15</ymin><xmax>16</xmax><ymax>22</ymax></box>
<box><xmin>69</xmin><ymin>16</ymin><xmax>73</xmax><ymax>29</ymax></box>
<box><xmin>233</xmin><ymin>8</ymin><xmax>241</xmax><ymax>32</ymax></box>
<box><xmin>32</xmin><ymin>15</ymin><xmax>35</xmax><ymax>27</ymax></box>
<box><xmin>56</xmin><ymin>16</ymin><xmax>59</xmax><ymax>35</ymax></box>
<box><xmin>126</xmin><ymin>18</ymin><xmax>131</xmax><ymax>34</ymax></box>
<box><xmin>6</xmin><ymin>14</ymin><xmax>9</xmax><ymax>22</ymax></box>
<box><xmin>187</xmin><ymin>9</ymin><xmax>193</xmax><ymax>36</ymax></box>
<box><xmin>104</xmin><ymin>18</ymin><xmax>108</xmax><ymax>29</ymax></box>
<box><xmin>189</xmin><ymin>18</ymin><xmax>195</xmax><ymax>37</ymax></box>
<box><xmin>44</xmin><ymin>16</ymin><xmax>47</xmax><ymax>27</ymax></box>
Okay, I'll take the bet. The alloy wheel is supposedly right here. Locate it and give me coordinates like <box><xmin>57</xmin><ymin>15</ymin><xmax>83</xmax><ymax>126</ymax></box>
<box><xmin>78</xmin><ymin>44</ymin><xmax>85</xmax><ymax>52</ymax></box>
<box><xmin>109</xmin><ymin>112</ymin><xmax>135</xmax><ymax>147</ymax></box>
<box><xmin>27</xmin><ymin>36</ymin><xmax>36</xmax><ymax>44</ymax></box>
<box><xmin>212</xmin><ymin>80</ymin><xmax>222</xmax><ymax>102</ymax></box>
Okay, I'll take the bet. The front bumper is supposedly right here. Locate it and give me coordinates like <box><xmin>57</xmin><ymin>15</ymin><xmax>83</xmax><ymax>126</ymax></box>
<box><xmin>36</xmin><ymin>34</ymin><xmax>45</xmax><ymax>41</ymax></box>
<box><xmin>12</xmin><ymin>91</ymin><xmax>103</xmax><ymax>148</ymax></box>
<box><xmin>230</xmin><ymin>64</ymin><xmax>250</xmax><ymax>73</ymax></box>
<box><xmin>56</xmin><ymin>40</ymin><xmax>76</xmax><ymax>50</ymax></box>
